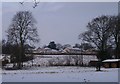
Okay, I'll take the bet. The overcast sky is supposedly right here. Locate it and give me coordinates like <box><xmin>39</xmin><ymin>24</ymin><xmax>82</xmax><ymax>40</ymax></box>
<box><xmin>2</xmin><ymin>2</ymin><xmax>118</xmax><ymax>47</ymax></box>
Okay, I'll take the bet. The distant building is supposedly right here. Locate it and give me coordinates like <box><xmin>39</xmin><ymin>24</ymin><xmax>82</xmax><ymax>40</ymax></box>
<box><xmin>32</xmin><ymin>47</ymin><xmax>98</xmax><ymax>66</ymax></box>
<box><xmin>34</xmin><ymin>47</ymin><xmax>60</xmax><ymax>54</ymax></box>
<box><xmin>83</xmin><ymin>55</ymin><xmax>98</xmax><ymax>66</ymax></box>
<box><xmin>102</xmin><ymin>59</ymin><xmax>120</xmax><ymax>68</ymax></box>
<box><xmin>63</xmin><ymin>47</ymin><xmax>81</xmax><ymax>53</ymax></box>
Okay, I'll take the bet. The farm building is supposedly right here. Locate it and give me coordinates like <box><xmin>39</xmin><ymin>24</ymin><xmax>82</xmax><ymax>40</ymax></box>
<box><xmin>89</xmin><ymin>60</ymin><xmax>99</xmax><ymax>66</ymax></box>
<box><xmin>102</xmin><ymin>59</ymin><xmax>120</xmax><ymax>68</ymax></box>
<box><xmin>63</xmin><ymin>47</ymin><xmax>81</xmax><ymax>53</ymax></box>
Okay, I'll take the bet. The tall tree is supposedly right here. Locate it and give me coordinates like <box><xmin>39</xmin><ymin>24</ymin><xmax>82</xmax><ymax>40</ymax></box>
<box><xmin>79</xmin><ymin>15</ymin><xmax>112</xmax><ymax>61</ymax></box>
<box><xmin>7</xmin><ymin>11</ymin><xmax>39</xmax><ymax>69</ymax></box>
<box><xmin>0</xmin><ymin>40</ymin><xmax>2</xmax><ymax>54</ymax></box>
<box><xmin>109</xmin><ymin>16</ymin><xmax>120</xmax><ymax>58</ymax></box>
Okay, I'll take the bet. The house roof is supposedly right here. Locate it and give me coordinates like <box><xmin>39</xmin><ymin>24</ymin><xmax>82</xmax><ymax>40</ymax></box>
<box><xmin>102</xmin><ymin>59</ymin><xmax>120</xmax><ymax>62</ymax></box>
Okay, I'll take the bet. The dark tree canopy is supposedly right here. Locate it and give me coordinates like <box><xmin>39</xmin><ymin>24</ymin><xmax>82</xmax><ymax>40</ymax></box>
<box><xmin>48</xmin><ymin>41</ymin><xmax>56</xmax><ymax>50</ymax></box>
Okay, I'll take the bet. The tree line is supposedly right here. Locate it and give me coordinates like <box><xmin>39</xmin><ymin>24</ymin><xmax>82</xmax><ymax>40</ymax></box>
<box><xmin>42</xmin><ymin>41</ymin><xmax>94</xmax><ymax>51</ymax></box>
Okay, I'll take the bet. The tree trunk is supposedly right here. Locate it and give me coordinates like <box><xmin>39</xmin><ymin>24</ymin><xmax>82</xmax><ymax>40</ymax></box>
<box><xmin>96</xmin><ymin>60</ymin><xmax>101</xmax><ymax>71</ymax></box>
<box><xmin>17</xmin><ymin>44</ymin><xmax>22</xmax><ymax>69</ymax></box>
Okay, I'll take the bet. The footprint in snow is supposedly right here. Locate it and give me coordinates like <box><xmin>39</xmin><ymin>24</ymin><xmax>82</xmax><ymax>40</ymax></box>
<box><xmin>22</xmin><ymin>77</ymin><xmax>24</xmax><ymax>79</ymax></box>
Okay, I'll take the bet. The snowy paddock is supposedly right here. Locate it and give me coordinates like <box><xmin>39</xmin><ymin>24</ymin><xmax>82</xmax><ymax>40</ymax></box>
<box><xmin>2</xmin><ymin>66</ymin><xmax>119</xmax><ymax>82</ymax></box>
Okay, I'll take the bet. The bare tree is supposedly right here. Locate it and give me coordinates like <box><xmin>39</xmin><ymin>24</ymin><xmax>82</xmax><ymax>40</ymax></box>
<box><xmin>56</xmin><ymin>43</ymin><xmax>63</xmax><ymax>50</ymax></box>
<box><xmin>79</xmin><ymin>15</ymin><xmax>113</xmax><ymax>71</ymax></box>
<box><xmin>79</xmin><ymin>15</ymin><xmax>112</xmax><ymax>60</ymax></box>
<box><xmin>109</xmin><ymin>16</ymin><xmax>120</xmax><ymax>59</ymax></box>
<box><xmin>7</xmin><ymin>11</ymin><xmax>39</xmax><ymax>69</ymax></box>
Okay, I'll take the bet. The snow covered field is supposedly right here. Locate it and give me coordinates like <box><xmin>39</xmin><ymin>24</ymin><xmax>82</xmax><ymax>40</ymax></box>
<box><xmin>2</xmin><ymin>66</ymin><xmax>119</xmax><ymax>82</ymax></box>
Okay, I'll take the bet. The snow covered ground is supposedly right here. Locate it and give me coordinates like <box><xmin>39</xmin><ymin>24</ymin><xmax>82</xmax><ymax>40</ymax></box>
<box><xmin>2</xmin><ymin>66</ymin><xmax>119</xmax><ymax>82</ymax></box>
